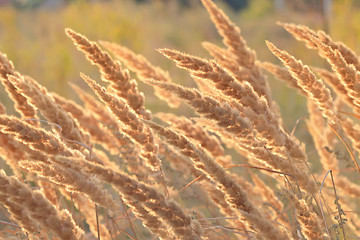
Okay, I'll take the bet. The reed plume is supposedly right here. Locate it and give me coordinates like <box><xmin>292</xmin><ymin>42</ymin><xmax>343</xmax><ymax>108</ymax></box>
<box><xmin>266</xmin><ymin>41</ymin><xmax>338</xmax><ymax>124</ymax></box>
<box><xmin>156</xmin><ymin>113</ymin><xmax>225</xmax><ymax>158</ymax></box>
<box><xmin>80</xmin><ymin>73</ymin><xmax>161</xmax><ymax>171</ymax></box>
<box><xmin>159</xmin><ymin>48</ymin><xmax>306</xmax><ymax>164</ymax></box>
<box><xmin>8</xmin><ymin>74</ymin><xmax>84</xmax><ymax>146</ymax></box>
<box><xmin>53</xmin><ymin>156</ymin><xmax>203</xmax><ymax>240</ymax></box>
<box><xmin>70</xmin><ymin>82</ymin><xmax>120</xmax><ymax>129</ymax></box>
<box><xmin>260</xmin><ymin>61</ymin><xmax>306</xmax><ymax>95</ymax></box>
<box><xmin>1</xmin><ymin>0</ymin><xmax>360</xmax><ymax>238</ymax></box>
<box><xmin>100</xmin><ymin>41</ymin><xmax>181</xmax><ymax>108</ymax></box>
<box><xmin>281</xmin><ymin>22</ymin><xmax>360</xmax><ymax>70</ymax></box>
<box><xmin>0</xmin><ymin>115</ymin><xmax>76</xmax><ymax>157</ymax></box>
<box><xmin>52</xmin><ymin>92</ymin><xmax>120</xmax><ymax>154</ymax></box>
<box><xmin>200</xmin><ymin>0</ymin><xmax>273</xmax><ymax>108</ymax></box>
<box><xmin>200</xmin><ymin>0</ymin><xmax>254</xmax><ymax>68</ymax></box>
<box><xmin>0</xmin><ymin>52</ymin><xmax>38</xmax><ymax>123</ymax></box>
<box><xmin>288</xmin><ymin>192</ymin><xmax>329</xmax><ymax>240</ymax></box>
<box><xmin>65</xmin><ymin>28</ymin><xmax>151</xmax><ymax>119</ymax></box>
<box><xmin>143</xmin><ymin>79</ymin><xmax>317</xmax><ymax>194</ymax></box>
<box><xmin>280</xmin><ymin>23</ymin><xmax>360</xmax><ymax>112</ymax></box>
<box><xmin>144</xmin><ymin>119</ymin><xmax>289</xmax><ymax>239</ymax></box>
<box><xmin>0</xmin><ymin>170</ymin><xmax>85</xmax><ymax>240</ymax></box>
<box><xmin>19</xmin><ymin>160</ymin><xmax>118</xmax><ymax>211</ymax></box>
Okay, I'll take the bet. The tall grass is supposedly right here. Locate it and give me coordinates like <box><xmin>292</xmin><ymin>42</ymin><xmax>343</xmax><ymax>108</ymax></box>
<box><xmin>0</xmin><ymin>0</ymin><xmax>360</xmax><ymax>239</ymax></box>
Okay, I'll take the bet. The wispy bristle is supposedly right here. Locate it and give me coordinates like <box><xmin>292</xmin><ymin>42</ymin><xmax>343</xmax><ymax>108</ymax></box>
<box><xmin>266</xmin><ymin>40</ymin><xmax>338</xmax><ymax>124</ymax></box>
<box><xmin>101</xmin><ymin>41</ymin><xmax>181</xmax><ymax>108</ymax></box>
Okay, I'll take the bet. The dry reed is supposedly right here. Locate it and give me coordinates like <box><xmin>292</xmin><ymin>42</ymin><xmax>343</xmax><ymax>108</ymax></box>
<box><xmin>266</xmin><ymin>41</ymin><xmax>338</xmax><ymax>125</ymax></box>
<box><xmin>0</xmin><ymin>170</ymin><xmax>85</xmax><ymax>239</ymax></box>
<box><xmin>0</xmin><ymin>53</ymin><xmax>38</xmax><ymax>123</ymax></box>
<box><xmin>54</xmin><ymin>156</ymin><xmax>202</xmax><ymax>240</ymax></box>
<box><xmin>100</xmin><ymin>41</ymin><xmax>181</xmax><ymax>108</ymax></box>
<box><xmin>65</xmin><ymin>28</ymin><xmax>151</xmax><ymax>119</ymax></box>
<box><xmin>143</xmin><ymin>119</ymin><xmax>289</xmax><ymax>239</ymax></box>
<box><xmin>0</xmin><ymin>0</ymin><xmax>360</xmax><ymax>239</ymax></box>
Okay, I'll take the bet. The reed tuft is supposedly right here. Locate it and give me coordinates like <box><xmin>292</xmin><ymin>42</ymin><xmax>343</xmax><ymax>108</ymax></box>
<box><xmin>0</xmin><ymin>0</ymin><xmax>359</xmax><ymax>239</ymax></box>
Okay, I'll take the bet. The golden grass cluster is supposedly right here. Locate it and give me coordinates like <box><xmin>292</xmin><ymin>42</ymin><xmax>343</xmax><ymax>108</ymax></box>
<box><xmin>1</xmin><ymin>0</ymin><xmax>360</xmax><ymax>239</ymax></box>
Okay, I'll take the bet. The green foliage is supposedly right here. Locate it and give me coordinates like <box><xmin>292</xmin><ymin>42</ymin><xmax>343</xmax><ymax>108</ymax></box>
<box><xmin>0</xmin><ymin>1</ymin><xmax>213</xmax><ymax>97</ymax></box>
<box><xmin>331</xmin><ymin>0</ymin><xmax>360</xmax><ymax>52</ymax></box>
<box><xmin>242</xmin><ymin>0</ymin><xmax>273</xmax><ymax>18</ymax></box>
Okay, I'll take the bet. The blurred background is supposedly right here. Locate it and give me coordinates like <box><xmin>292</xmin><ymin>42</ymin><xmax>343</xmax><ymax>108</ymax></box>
<box><xmin>0</xmin><ymin>0</ymin><xmax>359</xmax><ymax>164</ymax></box>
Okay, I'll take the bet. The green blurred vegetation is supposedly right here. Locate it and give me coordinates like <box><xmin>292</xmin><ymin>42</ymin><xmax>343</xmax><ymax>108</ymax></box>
<box><xmin>0</xmin><ymin>0</ymin><xmax>359</xmax><ymax>158</ymax></box>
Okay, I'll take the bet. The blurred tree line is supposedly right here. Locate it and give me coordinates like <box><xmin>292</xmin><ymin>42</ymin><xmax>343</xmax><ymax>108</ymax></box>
<box><xmin>6</xmin><ymin>0</ymin><xmax>249</xmax><ymax>11</ymax></box>
<box><xmin>135</xmin><ymin>0</ymin><xmax>248</xmax><ymax>11</ymax></box>
<box><xmin>2</xmin><ymin>0</ymin><xmax>339</xmax><ymax>14</ymax></box>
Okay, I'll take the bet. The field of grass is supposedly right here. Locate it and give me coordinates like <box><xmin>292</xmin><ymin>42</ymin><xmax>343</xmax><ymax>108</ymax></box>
<box><xmin>0</xmin><ymin>0</ymin><xmax>360</xmax><ymax>239</ymax></box>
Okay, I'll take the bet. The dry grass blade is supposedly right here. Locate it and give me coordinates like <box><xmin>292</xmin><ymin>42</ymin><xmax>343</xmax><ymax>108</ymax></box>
<box><xmin>287</xmin><ymin>192</ymin><xmax>330</xmax><ymax>239</ymax></box>
<box><xmin>260</xmin><ymin>61</ymin><xmax>306</xmax><ymax>95</ymax></box>
<box><xmin>0</xmin><ymin>115</ymin><xmax>76</xmax><ymax>158</ymax></box>
<box><xmin>52</xmin><ymin>92</ymin><xmax>120</xmax><ymax>154</ymax></box>
<box><xmin>8</xmin><ymin>74</ymin><xmax>84</xmax><ymax>147</ymax></box>
<box><xmin>80</xmin><ymin>73</ymin><xmax>160</xmax><ymax>171</ymax></box>
<box><xmin>100</xmin><ymin>41</ymin><xmax>180</xmax><ymax>108</ymax></box>
<box><xmin>0</xmin><ymin>52</ymin><xmax>38</xmax><ymax>123</ymax></box>
<box><xmin>143</xmin><ymin>79</ymin><xmax>318</xmax><ymax>194</ymax></box>
<box><xmin>280</xmin><ymin>22</ymin><xmax>360</xmax><ymax>70</ymax></box>
<box><xmin>280</xmin><ymin>23</ymin><xmax>360</xmax><ymax>111</ymax></box>
<box><xmin>53</xmin><ymin>156</ymin><xmax>202</xmax><ymax>240</ymax></box>
<box><xmin>143</xmin><ymin>119</ymin><xmax>289</xmax><ymax>240</ymax></box>
<box><xmin>159</xmin><ymin>48</ymin><xmax>307</xmax><ymax>165</ymax></box>
<box><xmin>226</xmin><ymin>164</ymin><xmax>292</xmax><ymax>177</ymax></box>
<box><xmin>339</xmin><ymin>111</ymin><xmax>360</xmax><ymax>120</ymax></box>
<box><xmin>0</xmin><ymin>170</ymin><xmax>85</xmax><ymax>239</ymax></box>
<box><xmin>200</xmin><ymin>0</ymin><xmax>255</xmax><ymax>68</ymax></box>
<box><xmin>200</xmin><ymin>0</ymin><xmax>273</xmax><ymax>107</ymax></box>
<box><xmin>178</xmin><ymin>174</ymin><xmax>204</xmax><ymax>193</ymax></box>
<box><xmin>142</xmin><ymin>78</ymin><xmax>253</xmax><ymax>139</ymax></box>
<box><xmin>328</xmin><ymin>123</ymin><xmax>360</xmax><ymax>175</ymax></box>
<box><xmin>156</xmin><ymin>112</ymin><xmax>225</xmax><ymax>158</ymax></box>
<box><xmin>266</xmin><ymin>41</ymin><xmax>338</xmax><ymax>124</ymax></box>
<box><xmin>65</xmin><ymin>28</ymin><xmax>150</xmax><ymax>119</ymax></box>
<box><xmin>19</xmin><ymin>160</ymin><xmax>119</xmax><ymax>212</ymax></box>
<box><xmin>80</xmin><ymin>73</ymin><xmax>169</xmax><ymax>197</ymax></box>
<box><xmin>1</xmin><ymin>1</ymin><xmax>360</xmax><ymax>238</ymax></box>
